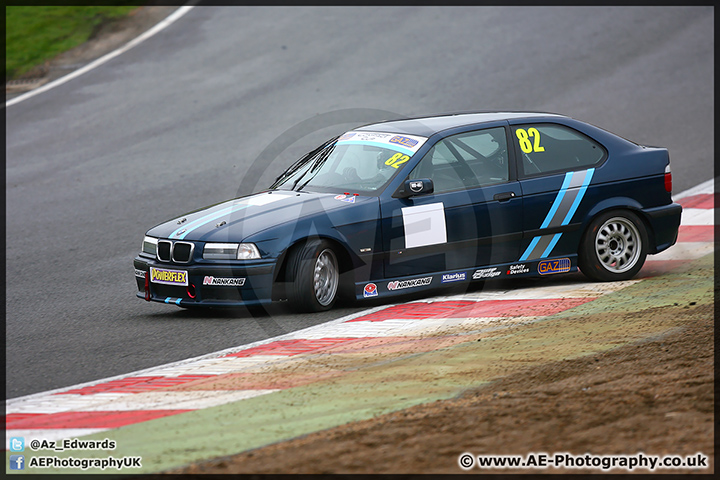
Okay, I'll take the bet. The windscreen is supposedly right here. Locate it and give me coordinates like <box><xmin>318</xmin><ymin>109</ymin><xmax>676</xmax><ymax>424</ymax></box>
<box><xmin>271</xmin><ymin>131</ymin><xmax>428</xmax><ymax>195</ymax></box>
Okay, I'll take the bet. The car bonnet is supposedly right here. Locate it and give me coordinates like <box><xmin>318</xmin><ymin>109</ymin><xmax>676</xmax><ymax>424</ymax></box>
<box><xmin>146</xmin><ymin>190</ymin><xmax>371</xmax><ymax>243</ymax></box>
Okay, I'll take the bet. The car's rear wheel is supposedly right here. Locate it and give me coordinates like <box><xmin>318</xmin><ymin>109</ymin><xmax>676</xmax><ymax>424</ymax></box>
<box><xmin>578</xmin><ymin>210</ymin><xmax>648</xmax><ymax>281</ymax></box>
<box><xmin>286</xmin><ymin>239</ymin><xmax>340</xmax><ymax>312</ymax></box>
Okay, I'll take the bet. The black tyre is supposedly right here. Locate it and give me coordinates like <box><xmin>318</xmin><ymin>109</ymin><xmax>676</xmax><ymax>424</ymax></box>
<box><xmin>286</xmin><ymin>239</ymin><xmax>340</xmax><ymax>312</ymax></box>
<box><xmin>578</xmin><ymin>210</ymin><xmax>648</xmax><ymax>281</ymax></box>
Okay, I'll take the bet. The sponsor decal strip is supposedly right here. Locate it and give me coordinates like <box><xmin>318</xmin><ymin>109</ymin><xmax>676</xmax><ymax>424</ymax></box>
<box><xmin>520</xmin><ymin>168</ymin><xmax>595</xmax><ymax>261</ymax></box>
<box><xmin>337</xmin><ymin>131</ymin><xmax>428</xmax><ymax>156</ymax></box>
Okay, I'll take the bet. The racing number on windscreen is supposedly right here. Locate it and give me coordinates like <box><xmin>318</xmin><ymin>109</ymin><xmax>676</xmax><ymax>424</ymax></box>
<box><xmin>516</xmin><ymin>128</ymin><xmax>545</xmax><ymax>153</ymax></box>
<box><xmin>385</xmin><ymin>152</ymin><xmax>411</xmax><ymax>169</ymax></box>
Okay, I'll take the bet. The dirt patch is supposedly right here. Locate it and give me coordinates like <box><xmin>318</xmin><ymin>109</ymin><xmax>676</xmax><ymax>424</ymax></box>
<box><xmin>6</xmin><ymin>6</ymin><xmax>179</xmax><ymax>99</ymax></box>
<box><xmin>171</xmin><ymin>301</ymin><xmax>714</xmax><ymax>475</ymax></box>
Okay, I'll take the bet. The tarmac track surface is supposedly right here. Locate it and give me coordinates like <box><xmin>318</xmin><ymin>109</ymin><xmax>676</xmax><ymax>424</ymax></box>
<box><xmin>5</xmin><ymin>6</ymin><xmax>714</xmax><ymax>398</ymax></box>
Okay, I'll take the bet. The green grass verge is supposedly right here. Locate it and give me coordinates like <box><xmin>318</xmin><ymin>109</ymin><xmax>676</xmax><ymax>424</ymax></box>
<box><xmin>6</xmin><ymin>5</ymin><xmax>141</xmax><ymax>81</ymax></box>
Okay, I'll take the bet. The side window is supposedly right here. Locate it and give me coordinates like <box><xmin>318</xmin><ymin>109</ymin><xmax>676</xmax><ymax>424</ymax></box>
<box><xmin>512</xmin><ymin>124</ymin><xmax>605</xmax><ymax>177</ymax></box>
<box><xmin>409</xmin><ymin>127</ymin><xmax>509</xmax><ymax>194</ymax></box>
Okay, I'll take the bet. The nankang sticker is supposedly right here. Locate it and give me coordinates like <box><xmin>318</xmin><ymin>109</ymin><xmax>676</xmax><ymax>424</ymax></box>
<box><xmin>334</xmin><ymin>194</ymin><xmax>356</xmax><ymax>203</ymax></box>
<box><xmin>473</xmin><ymin>268</ymin><xmax>501</xmax><ymax>280</ymax></box>
<box><xmin>203</xmin><ymin>276</ymin><xmax>246</xmax><ymax>287</ymax></box>
<box><xmin>507</xmin><ymin>264</ymin><xmax>530</xmax><ymax>275</ymax></box>
<box><xmin>538</xmin><ymin>258</ymin><xmax>571</xmax><ymax>275</ymax></box>
<box><xmin>442</xmin><ymin>272</ymin><xmax>467</xmax><ymax>283</ymax></box>
<box><xmin>150</xmin><ymin>267</ymin><xmax>188</xmax><ymax>286</ymax></box>
<box><xmin>363</xmin><ymin>283</ymin><xmax>378</xmax><ymax>298</ymax></box>
<box><xmin>387</xmin><ymin>277</ymin><xmax>432</xmax><ymax>291</ymax></box>
<box><xmin>134</xmin><ymin>269</ymin><xmax>146</xmax><ymax>278</ymax></box>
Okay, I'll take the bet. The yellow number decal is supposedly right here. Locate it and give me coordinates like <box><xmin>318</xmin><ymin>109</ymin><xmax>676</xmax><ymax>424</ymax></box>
<box><xmin>528</xmin><ymin>127</ymin><xmax>545</xmax><ymax>152</ymax></box>
<box><xmin>516</xmin><ymin>129</ymin><xmax>532</xmax><ymax>153</ymax></box>
<box><xmin>385</xmin><ymin>152</ymin><xmax>410</xmax><ymax>169</ymax></box>
<box><xmin>516</xmin><ymin>128</ymin><xmax>545</xmax><ymax>153</ymax></box>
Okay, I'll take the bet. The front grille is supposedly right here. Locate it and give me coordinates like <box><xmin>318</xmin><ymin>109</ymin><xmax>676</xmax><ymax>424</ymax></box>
<box><xmin>156</xmin><ymin>240</ymin><xmax>195</xmax><ymax>264</ymax></box>
<box><xmin>172</xmin><ymin>242</ymin><xmax>194</xmax><ymax>263</ymax></box>
<box><xmin>157</xmin><ymin>241</ymin><xmax>172</xmax><ymax>262</ymax></box>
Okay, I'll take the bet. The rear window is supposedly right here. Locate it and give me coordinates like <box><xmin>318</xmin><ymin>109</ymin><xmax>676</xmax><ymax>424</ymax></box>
<box><xmin>512</xmin><ymin>124</ymin><xmax>606</xmax><ymax>177</ymax></box>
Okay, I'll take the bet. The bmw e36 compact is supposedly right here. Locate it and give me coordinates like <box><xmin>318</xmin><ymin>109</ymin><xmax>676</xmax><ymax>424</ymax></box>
<box><xmin>134</xmin><ymin>112</ymin><xmax>682</xmax><ymax>311</ymax></box>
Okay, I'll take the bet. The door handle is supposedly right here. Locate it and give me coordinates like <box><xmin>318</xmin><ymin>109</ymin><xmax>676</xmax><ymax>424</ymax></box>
<box><xmin>493</xmin><ymin>192</ymin><xmax>516</xmax><ymax>202</ymax></box>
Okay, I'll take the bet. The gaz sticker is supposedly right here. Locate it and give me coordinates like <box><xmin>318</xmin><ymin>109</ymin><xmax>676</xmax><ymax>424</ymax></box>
<box><xmin>538</xmin><ymin>258</ymin><xmax>571</xmax><ymax>275</ymax></box>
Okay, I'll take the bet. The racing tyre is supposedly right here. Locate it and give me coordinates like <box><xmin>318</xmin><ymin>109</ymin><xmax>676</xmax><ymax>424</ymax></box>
<box><xmin>578</xmin><ymin>210</ymin><xmax>648</xmax><ymax>281</ymax></box>
<box><xmin>286</xmin><ymin>239</ymin><xmax>340</xmax><ymax>312</ymax></box>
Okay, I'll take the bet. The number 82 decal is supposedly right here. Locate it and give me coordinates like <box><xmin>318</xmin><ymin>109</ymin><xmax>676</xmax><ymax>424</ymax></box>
<box><xmin>385</xmin><ymin>152</ymin><xmax>410</xmax><ymax>169</ymax></box>
<box><xmin>516</xmin><ymin>127</ymin><xmax>545</xmax><ymax>153</ymax></box>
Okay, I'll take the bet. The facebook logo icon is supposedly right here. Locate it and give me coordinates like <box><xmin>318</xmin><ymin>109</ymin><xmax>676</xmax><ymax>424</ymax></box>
<box><xmin>9</xmin><ymin>437</ymin><xmax>24</xmax><ymax>452</ymax></box>
<box><xmin>9</xmin><ymin>455</ymin><xmax>25</xmax><ymax>470</ymax></box>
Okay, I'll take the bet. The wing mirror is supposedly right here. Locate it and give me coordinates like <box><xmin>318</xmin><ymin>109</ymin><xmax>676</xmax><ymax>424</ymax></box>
<box><xmin>393</xmin><ymin>178</ymin><xmax>434</xmax><ymax>198</ymax></box>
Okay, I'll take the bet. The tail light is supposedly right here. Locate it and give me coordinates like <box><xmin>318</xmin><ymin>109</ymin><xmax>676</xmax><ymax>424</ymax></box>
<box><xmin>664</xmin><ymin>164</ymin><xmax>672</xmax><ymax>193</ymax></box>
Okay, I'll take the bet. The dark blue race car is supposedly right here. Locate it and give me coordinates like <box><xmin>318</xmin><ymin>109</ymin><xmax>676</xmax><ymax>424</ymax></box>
<box><xmin>134</xmin><ymin>112</ymin><xmax>682</xmax><ymax>311</ymax></box>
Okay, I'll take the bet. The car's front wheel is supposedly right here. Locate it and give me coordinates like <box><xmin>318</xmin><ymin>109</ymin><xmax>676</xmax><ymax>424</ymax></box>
<box><xmin>578</xmin><ymin>210</ymin><xmax>648</xmax><ymax>281</ymax></box>
<box><xmin>286</xmin><ymin>239</ymin><xmax>340</xmax><ymax>312</ymax></box>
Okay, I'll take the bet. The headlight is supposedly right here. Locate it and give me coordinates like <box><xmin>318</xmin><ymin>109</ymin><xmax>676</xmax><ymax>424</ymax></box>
<box><xmin>142</xmin><ymin>236</ymin><xmax>158</xmax><ymax>256</ymax></box>
<box><xmin>203</xmin><ymin>242</ymin><xmax>261</xmax><ymax>260</ymax></box>
<box><xmin>237</xmin><ymin>243</ymin><xmax>261</xmax><ymax>260</ymax></box>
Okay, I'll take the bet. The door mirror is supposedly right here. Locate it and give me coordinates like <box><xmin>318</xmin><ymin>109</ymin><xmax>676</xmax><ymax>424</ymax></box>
<box><xmin>393</xmin><ymin>178</ymin><xmax>434</xmax><ymax>198</ymax></box>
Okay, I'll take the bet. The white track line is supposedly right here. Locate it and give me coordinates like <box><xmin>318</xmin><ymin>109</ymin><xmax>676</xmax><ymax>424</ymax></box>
<box><xmin>5</xmin><ymin>5</ymin><xmax>196</xmax><ymax>108</ymax></box>
<box><xmin>680</xmin><ymin>208</ymin><xmax>714</xmax><ymax>226</ymax></box>
<box><xmin>673</xmin><ymin>178</ymin><xmax>715</xmax><ymax>200</ymax></box>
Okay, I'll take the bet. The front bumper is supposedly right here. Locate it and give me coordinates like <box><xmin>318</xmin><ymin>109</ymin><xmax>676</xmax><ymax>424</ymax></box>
<box><xmin>134</xmin><ymin>255</ymin><xmax>276</xmax><ymax>307</ymax></box>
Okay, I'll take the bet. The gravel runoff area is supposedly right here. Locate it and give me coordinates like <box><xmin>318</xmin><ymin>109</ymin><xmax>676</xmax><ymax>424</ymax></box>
<box><xmin>165</xmin><ymin>253</ymin><xmax>715</xmax><ymax>475</ymax></box>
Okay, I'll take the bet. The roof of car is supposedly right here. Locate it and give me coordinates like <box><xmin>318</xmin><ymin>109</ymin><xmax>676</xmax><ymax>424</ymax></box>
<box><xmin>355</xmin><ymin>111</ymin><xmax>566</xmax><ymax>137</ymax></box>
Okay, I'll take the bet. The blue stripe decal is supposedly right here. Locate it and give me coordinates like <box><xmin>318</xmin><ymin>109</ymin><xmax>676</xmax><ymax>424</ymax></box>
<box><xmin>519</xmin><ymin>236</ymin><xmax>541</xmax><ymax>261</ymax></box>
<box><xmin>169</xmin><ymin>204</ymin><xmax>234</xmax><ymax>239</ymax></box>
<box><xmin>519</xmin><ymin>172</ymin><xmax>574</xmax><ymax>261</ymax></box>
<box><xmin>175</xmin><ymin>298</ymin><xmax>182</xmax><ymax>306</ymax></box>
<box><xmin>171</xmin><ymin>203</ymin><xmax>250</xmax><ymax>240</ymax></box>
<box><xmin>541</xmin><ymin>233</ymin><xmax>563</xmax><ymax>258</ymax></box>
<box><xmin>561</xmin><ymin>168</ymin><xmax>595</xmax><ymax>225</ymax></box>
<box><xmin>164</xmin><ymin>297</ymin><xmax>171</xmax><ymax>304</ymax></box>
<box><xmin>540</xmin><ymin>171</ymin><xmax>573</xmax><ymax>229</ymax></box>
